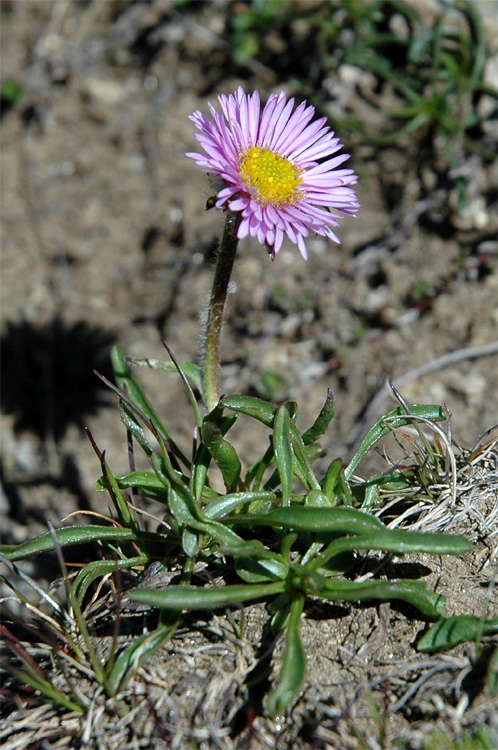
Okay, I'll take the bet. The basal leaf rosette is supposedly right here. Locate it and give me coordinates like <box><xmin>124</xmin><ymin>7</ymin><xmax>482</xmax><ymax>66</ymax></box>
<box><xmin>186</xmin><ymin>87</ymin><xmax>359</xmax><ymax>259</ymax></box>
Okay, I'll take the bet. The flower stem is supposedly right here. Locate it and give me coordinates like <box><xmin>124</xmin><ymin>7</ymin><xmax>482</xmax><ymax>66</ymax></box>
<box><xmin>202</xmin><ymin>211</ymin><xmax>239</xmax><ymax>412</ymax></box>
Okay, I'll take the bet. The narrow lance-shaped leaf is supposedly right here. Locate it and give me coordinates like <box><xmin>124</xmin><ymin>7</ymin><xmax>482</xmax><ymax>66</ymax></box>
<box><xmin>96</xmin><ymin>470</ymin><xmax>169</xmax><ymax>503</ymax></box>
<box><xmin>150</xmin><ymin>454</ymin><xmax>203</xmax><ymax>526</ymax></box>
<box><xmin>417</xmin><ymin>616</ymin><xmax>498</xmax><ymax>653</ymax></box>
<box><xmin>73</xmin><ymin>556</ymin><xmax>149</xmax><ymax>603</ymax></box>
<box><xmin>223</xmin><ymin>395</ymin><xmax>297</xmax><ymax>426</ymax></box>
<box><xmin>192</xmin><ymin>444</ymin><xmax>211</xmax><ymax>503</ymax></box>
<box><xmin>301</xmin><ymin>389</ymin><xmax>335</xmax><ymax>446</ymax></box>
<box><xmin>322</xmin><ymin>457</ymin><xmax>342</xmax><ymax>504</ymax></box>
<box><xmin>167</xmin><ymin>485</ymin><xmax>203</xmax><ymax>527</ymax></box>
<box><xmin>119</xmin><ymin>403</ymin><xmax>153</xmax><ymax>457</ymax></box>
<box><xmin>345</xmin><ymin>404</ymin><xmax>447</xmax><ymax>480</ymax></box>
<box><xmin>226</xmin><ymin>506</ymin><xmax>386</xmax><ymax>535</ymax></box>
<box><xmin>182</xmin><ymin>527</ymin><xmax>203</xmax><ymax>558</ymax></box>
<box><xmin>288</xmin><ymin>421</ymin><xmax>321</xmax><ymax>492</ymax></box>
<box><xmin>130</xmin><ymin>581</ymin><xmax>286</xmax><ymax>610</ymax></box>
<box><xmin>204</xmin><ymin>518</ymin><xmax>250</xmax><ymax>547</ymax></box>
<box><xmin>336</xmin><ymin>463</ymin><xmax>354</xmax><ymax>506</ymax></box>
<box><xmin>313</xmin><ymin>529</ymin><xmax>472</xmax><ymax>570</ymax></box>
<box><xmin>4</xmin><ymin>663</ymin><xmax>85</xmax><ymax>715</ymax></box>
<box><xmin>235</xmin><ymin>556</ymin><xmax>289</xmax><ymax>584</ymax></box>
<box><xmin>160</xmin><ymin>338</ymin><xmax>203</xmax><ymax>430</ymax></box>
<box><xmin>204</xmin><ymin>490</ymin><xmax>277</xmax><ymax>520</ymax></box>
<box><xmin>274</xmin><ymin>405</ymin><xmax>294</xmax><ymax>506</ymax></box>
<box><xmin>0</xmin><ymin>525</ymin><xmax>160</xmax><ymax>562</ymax></box>
<box><xmin>201</xmin><ymin>418</ymin><xmax>241</xmax><ymax>493</ymax></box>
<box><xmin>246</xmin><ymin>443</ymin><xmax>275</xmax><ymax>491</ymax></box>
<box><xmin>267</xmin><ymin>594</ymin><xmax>306</xmax><ymax>717</ymax></box>
<box><xmin>107</xmin><ymin>620</ymin><xmax>179</xmax><ymax>694</ymax></box>
<box><xmin>125</xmin><ymin>355</ymin><xmax>203</xmax><ymax>392</ymax></box>
<box><xmin>223</xmin><ymin>539</ymin><xmax>289</xmax><ymax>583</ymax></box>
<box><xmin>110</xmin><ymin>346</ymin><xmax>190</xmax><ymax>468</ymax></box>
<box><xmin>224</xmin><ymin>395</ymin><xmax>319</xmax><ymax>490</ymax></box>
<box><xmin>99</xmin><ymin>453</ymin><xmax>137</xmax><ymax>531</ymax></box>
<box><xmin>222</xmin><ymin>394</ymin><xmax>277</xmax><ymax>427</ymax></box>
<box><xmin>321</xmin><ymin>458</ymin><xmax>354</xmax><ymax>506</ymax></box>
<box><xmin>318</xmin><ymin>578</ymin><xmax>446</xmax><ymax>618</ymax></box>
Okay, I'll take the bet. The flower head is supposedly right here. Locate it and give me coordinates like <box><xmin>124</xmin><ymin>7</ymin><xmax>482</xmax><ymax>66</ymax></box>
<box><xmin>186</xmin><ymin>87</ymin><xmax>359</xmax><ymax>260</ymax></box>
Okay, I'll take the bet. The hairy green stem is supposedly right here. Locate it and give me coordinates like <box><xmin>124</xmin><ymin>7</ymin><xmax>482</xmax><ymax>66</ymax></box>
<box><xmin>202</xmin><ymin>211</ymin><xmax>239</xmax><ymax>411</ymax></box>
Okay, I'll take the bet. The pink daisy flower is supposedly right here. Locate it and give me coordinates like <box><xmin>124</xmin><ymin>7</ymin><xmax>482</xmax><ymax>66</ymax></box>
<box><xmin>186</xmin><ymin>86</ymin><xmax>359</xmax><ymax>260</ymax></box>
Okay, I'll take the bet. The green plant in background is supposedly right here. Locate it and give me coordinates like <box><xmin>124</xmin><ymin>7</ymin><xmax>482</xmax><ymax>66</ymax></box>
<box><xmin>336</xmin><ymin>0</ymin><xmax>494</xmax><ymax>154</ymax></box>
<box><xmin>258</xmin><ymin>369</ymin><xmax>289</xmax><ymax>401</ymax></box>
<box><xmin>1</xmin><ymin>77</ymin><xmax>23</xmax><ymax>105</ymax></box>
<box><xmin>1</xmin><ymin>81</ymin><xmax>493</xmax><ymax>726</ymax></box>
<box><xmin>228</xmin><ymin>0</ymin><xmax>496</xmax><ymax>206</ymax></box>
<box><xmin>229</xmin><ymin>0</ymin><xmax>290</xmax><ymax>63</ymax></box>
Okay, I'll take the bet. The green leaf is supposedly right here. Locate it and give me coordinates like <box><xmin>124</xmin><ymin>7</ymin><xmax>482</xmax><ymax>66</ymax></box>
<box><xmin>111</xmin><ymin>346</ymin><xmax>190</xmax><ymax>468</ymax></box>
<box><xmin>358</xmin><ymin>469</ymin><xmax>415</xmax><ymax>510</ymax></box>
<box><xmin>221</xmin><ymin>539</ymin><xmax>283</xmax><ymax>561</ymax></box>
<box><xmin>182</xmin><ymin>527</ymin><xmax>203</xmax><ymax>558</ymax></box>
<box><xmin>0</xmin><ymin>525</ymin><xmax>159</xmax><ymax>561</ymax></box>
<box><xmin>125</xmin><ymin>355</ymin><xmax>203</xmax><ymax>392</ymax></box>
<box><xmin>129</xmin><ymin>581</ymin><xmax>285</xmax><ymax>610</ymax></box>
<box><xmin>235</xmin><ymin>555</ymin><xmax>288</xmax><ymax>583</ymax></box>
<box><xmin>160</xmin><ymin>340</ymin><xmax>203</xmax><ymax>430</ymax></box>
<box><xmin>287</xmin><ymin>425</ymin><xmax>321</xmax><ymax>492</ymax></box>
<box><xmin>417</xmin><ymin>616</ymin><xmax>498</xmax><ymax>653</ymax></box>
<box><xmin>204</xmin><ymin>519</ymin><xmax>248</xmax><ymax>547</ymax></box>
<box><xmin>222</xmin><ymin>394</ymin><xmax>277</xmax><ymax>426</ymax></box>
<box><xmin>322</xmin><ymin>458</ymin><xmax>342</xmax><ymax>504</ymax></box>
<box><xmin>345</xmin><ymin>404</ymin><xmax>447</xmax><ymax>480</ymax></box>
<box><xmin>224</xmin><ymin>395</ymin><xmax>319</xmax><ymax>491</ymax></box>
<box><xmin>228</xmin><ymin>506</ymin><xmax>385</xmax><ymax>534</ymax></box>
<box><xmin>280</xmin><ymin>533</ymin><xmax>297</xmax><ymax>563</ymax></box>
<box><xmin>73</xmin><ymin>556</ymin><xmax>148</xmax><ymax>602</ymax></box>
<box><xmin>246</xmin><ymin>443</ymin><xmax>275</xmax><ymax>491</ymax></box>
<box><xmin>96</xmin><ymin>470</ymin><xmax>169</xmax><ymax>502</ymax></box>
<box><xmin>201</xmin><ymin>418</ymin><xmax>241</xmax><ymax>492</ymax></box>
<box><xmin>221</xmin><ymin>539</ymin><xmax>288</xmax><ymax>582</ymax></box>
<box><xmin>267</xmin><ymin>595</ymin><xmax>306</xmax><ymax>717</ymax></box>
<box><xmin>274</xmin><ymin>405</ymin><xmax>294</xmax><ymax>506</ymax></box>
<box><xmin>319</xmin><ymin>578</ymin><xmax>445</xmax><ymax>618</ymax></box>
<box><xmin>150</xmin><ymin>454</ymin><xmax>203</xmax><ymax>525</ymax></box>
<box><xmin>119</xmin><ymin>403</ymin><xmax>153</xmax><ymax>457</ymax></box>
<box><xmin>316</xmin><ymin>529</ymin><xmax>472</xmax><ymax>569</ymax></box>
<box><xmin>301</xmin><ymin>389</ymin><xmax>335</xmax><ymax>446</ymax></box>
<box><xmin>98</xmin><ymin>455</ymin><xmax>137</xmax><ymax>530</ymax></box>
<box><xmin>335</xmin><ymin>464</ymin><xmax>354</xmax><ymax>506</ymax></box>
<box><xmin>268</xmin><ymin>592</ymin><xmax>293</xmax><ymax>633</ymax></box>
<box><xmin>168</xmin><ymin>486</ymin><xmax>202</xmax><ymax>525</ymax></box>
<box><xmin>323</xmin><ymin>458</ymin><xmax>353</xmax><ymax>506</ymax></box>
<box><xmin>304</xmin><ymin>489</ymin><xmax>331</xmax><ymax>508</ymax></box>
<box><xmin>107</xmin><ymin>621</ymin><xmax>178</xmax><ymax>693</ymax></box>
<box><xmin>192</xmin><ymin>444</ymin><xmax>211</xmax><ymax>502</ymax></box>
<box><xmin>204</xmin><ymin>490</ymin><xmax>276</xmax><ymax>519</ymax></box>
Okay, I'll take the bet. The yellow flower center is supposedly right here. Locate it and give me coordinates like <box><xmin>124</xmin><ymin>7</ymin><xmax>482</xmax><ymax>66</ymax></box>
<box><xmin>239</xmin><ymin>147</ymin><xmax>303</xmax><ymax>206</ymax></box>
